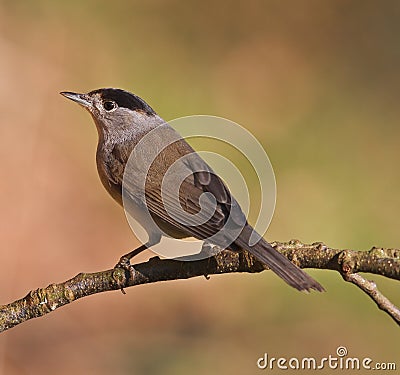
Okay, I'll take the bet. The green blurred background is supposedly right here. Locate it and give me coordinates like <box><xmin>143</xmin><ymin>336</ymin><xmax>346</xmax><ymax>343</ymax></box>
<box><xmin>0</xmin><ymin>0</ymin><xmax>399</xmax><ymax>374</ymax></box>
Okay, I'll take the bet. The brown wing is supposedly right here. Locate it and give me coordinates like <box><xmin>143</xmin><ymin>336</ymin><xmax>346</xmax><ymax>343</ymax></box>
<box><xmin>143</xmin><ymin>149</ymin><xmax>247</xmax><ymax>246</ymax></box>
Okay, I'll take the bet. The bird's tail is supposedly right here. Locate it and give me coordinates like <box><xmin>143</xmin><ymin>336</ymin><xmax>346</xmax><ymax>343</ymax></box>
<box><xmin>235</xmin><ymin>226</ymin><xmax>324</xmax><ymax>292</ymax></box>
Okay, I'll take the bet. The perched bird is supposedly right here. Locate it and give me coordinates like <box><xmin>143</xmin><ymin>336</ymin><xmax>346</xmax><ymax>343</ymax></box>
<box><xmin>61</xmin><ymin>88</ymin><xmax>323</xmax><ymax>292</ymax></box>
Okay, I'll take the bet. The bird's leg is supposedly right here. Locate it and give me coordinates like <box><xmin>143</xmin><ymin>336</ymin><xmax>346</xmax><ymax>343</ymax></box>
<box><xmin>114</xmin><ymin>235</ymin><xmax>162</xmax><ymax>293</ymax></box>
<box><xmin>115</xmin><ymin>243</ymin><xmax>148</xmax><ymax>272</ymax></box>
<box><xmin>114</xmin><ymin>235</ymin><xmax>162</xmax><ymax>278</ymax></box>
<box><xmin>118</xmin><ymin>244</ymin><xmax>149</xmax><ymax>265</ymax></box>
<box><xmin>114</xmin><ymin>243</ymin><xmax>150</xmax><ymax>288</ymax></box>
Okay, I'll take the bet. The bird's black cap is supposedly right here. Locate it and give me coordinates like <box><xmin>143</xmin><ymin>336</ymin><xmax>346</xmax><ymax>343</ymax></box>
<box><xmin>90</xmin><ymin>88</ymin><xmax>156</xmax><ymax>115</ymax></box>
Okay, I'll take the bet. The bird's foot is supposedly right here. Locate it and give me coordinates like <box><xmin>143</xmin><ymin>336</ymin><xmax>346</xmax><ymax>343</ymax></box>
<box><xmin>114</xmin><ymin>256</ymin><xmax>136</xmax><ymax>294</ymax></box>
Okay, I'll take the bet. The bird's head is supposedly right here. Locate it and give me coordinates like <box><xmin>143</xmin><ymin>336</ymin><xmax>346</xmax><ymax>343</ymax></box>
<box><xmin>61</xmin><ymin>88</ymin><xmax>159</xmax><ymax>139</ymax></box>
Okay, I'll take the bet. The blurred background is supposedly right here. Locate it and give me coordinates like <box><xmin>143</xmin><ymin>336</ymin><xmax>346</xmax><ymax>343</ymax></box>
<box><xmin>0</xmin><ymin>0</ymin><xmax>399</xmax><ymax>373</ymax></box>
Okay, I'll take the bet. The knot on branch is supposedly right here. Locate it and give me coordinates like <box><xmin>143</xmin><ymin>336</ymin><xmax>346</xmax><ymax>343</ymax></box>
<box><xmin>338</xmin><ymin>250</ymin><xmax>357</xmax><ymax>274</ymax></box>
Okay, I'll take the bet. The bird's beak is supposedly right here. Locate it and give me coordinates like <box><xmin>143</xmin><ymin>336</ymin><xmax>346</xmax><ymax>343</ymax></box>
<box><xmin>60</xmin><ymin>91</ymin><xmax>93</xmax><ymax>108</ymax></box>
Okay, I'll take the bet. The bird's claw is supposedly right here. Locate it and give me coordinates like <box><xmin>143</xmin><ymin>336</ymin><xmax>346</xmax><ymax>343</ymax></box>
<box><xmin>114</xmin><ymin>257</ymin><xmax>136</xmax><ymax>293</ymax></box>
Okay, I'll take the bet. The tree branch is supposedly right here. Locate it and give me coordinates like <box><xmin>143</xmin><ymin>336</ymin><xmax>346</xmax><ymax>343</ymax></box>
<box><xmin>1</xmin><ymin>240</ymin><xmax>399</xmax><ymax>332</ymax></box>
<box><xmin>341</xmin><ymin>273</ymin><xmax>400</xmax><ymax>323</ymax></box>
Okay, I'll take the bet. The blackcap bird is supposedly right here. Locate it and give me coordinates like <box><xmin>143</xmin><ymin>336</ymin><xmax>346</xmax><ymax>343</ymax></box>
<box><xmin>61</xmin><ymin>88</ymin><xmax>323</xmax><ymax>292</ymax></box>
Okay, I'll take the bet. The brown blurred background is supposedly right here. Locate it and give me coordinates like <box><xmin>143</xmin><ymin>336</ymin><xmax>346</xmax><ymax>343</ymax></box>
<box><xmin>0</xmin><ymin>0</ymin><xmax>399</xmax><ymax>374</ymax></box>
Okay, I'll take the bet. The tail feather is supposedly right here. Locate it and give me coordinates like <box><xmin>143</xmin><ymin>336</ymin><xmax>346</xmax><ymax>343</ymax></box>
<box><xmin>235</xmin><ymin>229</ymin><xmax>324</xmax><ymax>292</ymax></box>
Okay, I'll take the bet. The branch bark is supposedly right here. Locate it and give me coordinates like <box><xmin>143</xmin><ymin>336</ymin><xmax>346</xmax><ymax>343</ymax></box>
<box><xmin>1</xmin><ymin>240</ymin><xmax>399</xmax><ymax>332</ymax></box>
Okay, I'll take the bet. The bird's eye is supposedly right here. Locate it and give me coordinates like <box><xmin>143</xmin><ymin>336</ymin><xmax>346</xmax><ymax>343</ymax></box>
<box><xmin>103</xmin><ymin>101</ymin><xmax>117</xmax><ymax>111</ymax></box>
